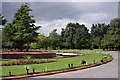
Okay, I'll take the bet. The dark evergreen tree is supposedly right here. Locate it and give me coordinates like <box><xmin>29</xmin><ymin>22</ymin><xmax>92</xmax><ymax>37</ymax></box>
<box><xmin>3</xmin><ymin>3</ymin><xmax>41</xmax><ymax>51</ymax></box>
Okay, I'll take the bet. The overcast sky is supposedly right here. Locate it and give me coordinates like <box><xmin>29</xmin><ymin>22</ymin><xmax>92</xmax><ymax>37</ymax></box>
<box><xmin>2</xmin><ymin>2</ymin><xmax>118</xmax><ymax>36</ymax></box>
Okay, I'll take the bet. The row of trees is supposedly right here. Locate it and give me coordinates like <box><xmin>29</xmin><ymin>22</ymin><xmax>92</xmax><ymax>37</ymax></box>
<box><xmin>1</xmin><ymin>3</ymin><xmax>120</xmax><ymax>51</ymax></box>
<box><xmin>30</xmin><ymin>19</ymin><xmax>120</xmax><ymax>51</ymax></box>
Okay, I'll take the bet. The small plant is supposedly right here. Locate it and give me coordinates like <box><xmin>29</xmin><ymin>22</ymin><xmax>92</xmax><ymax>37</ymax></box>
<box><xmin>24</xmin><ymin>55</ymin><xmax>32</xmax><ymax>62</ymax></box>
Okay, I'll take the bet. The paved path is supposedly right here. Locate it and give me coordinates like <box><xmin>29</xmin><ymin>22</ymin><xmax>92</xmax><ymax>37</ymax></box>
<box><xmin>23</xmin><ymin>52</ymin><xmax>119</xmax><ymax>79</ymax></box>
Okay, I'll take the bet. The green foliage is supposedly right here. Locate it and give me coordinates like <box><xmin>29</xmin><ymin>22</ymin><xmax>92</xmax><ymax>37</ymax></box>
<box><xmin>2</xmin><ymin>3</ymin><xmax>41</xmax><ymax>51</ymax></box>
<box><xmin>73</xmin><ymin>24</ymin><xmax>90</xmax><ymax>49</ymax></box>
<box><xmin>62</xmin><ymin>22</ymin><xmax>90</xmax><ymax>49</ymax></box>
<box><xmin>37</xmin><ymin>34</ymin><xmax>50</xmax><ymax>50</ymax></box>
<box><xmin>0</xmin><ymin>14</ymin><xmax>7</xmax><ymax>50</ymax></box>
<box><xmin>24</xmin><ymin>55</ymin><xmax>32</xmax><ymax>61</ymax></box>
<box><xmin>101</xmin><ymin>18</ymin><xmax>120</xmax><ymax>50</ymax></box>
<box><xmin>49</xmin><ymin>29</ymin><xmax>60</xmax><ymax>50</ymax></box>
<box><xmin>62</xmin><ymin>22</ymin><xmax>76</xmax><ymax>49</ymax></box>
<box><xmin>0</xmin><ymin>13</ymin><xmax>7</xmax><ymax>25</ymax></box>
<box><xmin>91</xmin><ymin>23</ymin><xmax>109</xmax><ymax>49</ymax></box>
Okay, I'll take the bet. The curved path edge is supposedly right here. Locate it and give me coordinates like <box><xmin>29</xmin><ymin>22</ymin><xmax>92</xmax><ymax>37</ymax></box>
<box><xmin>1</xmin><ymin>57</ymin><xmax>113</xmax><ymax>80</ymax></box>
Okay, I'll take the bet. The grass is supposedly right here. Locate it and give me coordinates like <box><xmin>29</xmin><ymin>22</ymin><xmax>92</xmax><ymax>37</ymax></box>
<box><xmin>35</xmin><ymin>49</ymin><xmax>119</xmax><ymax>53</ymax></box>
<box><xmin>81</xmin><ymin>49</ymin><xmax>119</xmax><ymax>52</ymax></box>
<box><xmin>1</xmin><ymin>51</ymin><xmax>112</xmax><ymax>77</ymax></box>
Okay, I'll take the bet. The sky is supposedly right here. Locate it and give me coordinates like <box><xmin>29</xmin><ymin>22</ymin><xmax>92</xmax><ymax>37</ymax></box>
<box><xmin>2</xmin><ymin>2</ymin><xmax>118</xmax><ymax>36</ymax></box>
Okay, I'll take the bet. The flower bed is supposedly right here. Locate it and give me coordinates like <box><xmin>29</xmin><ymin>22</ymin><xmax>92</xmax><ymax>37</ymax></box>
<box><xmin>1</xmin><ymin>59</ymin><xmax>61</xmax><ymax>66</ymax></box>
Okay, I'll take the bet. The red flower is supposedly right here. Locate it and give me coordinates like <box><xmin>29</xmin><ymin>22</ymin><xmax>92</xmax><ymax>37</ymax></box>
<box><xmin>6</xmin><ymin>62</ymin><xmax>9</xmax><ymax>64</ymax></box>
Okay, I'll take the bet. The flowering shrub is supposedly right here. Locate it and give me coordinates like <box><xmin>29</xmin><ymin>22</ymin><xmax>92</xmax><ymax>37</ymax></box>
<box><xmin>1</xmin><ymin>59</ymin><xmax>62</xmax><ymax>66</ymax></box>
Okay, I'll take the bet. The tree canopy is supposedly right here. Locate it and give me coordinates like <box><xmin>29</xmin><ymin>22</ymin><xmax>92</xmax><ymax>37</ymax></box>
<box><xmin>3</xmin><ymin>3</ymin><xmax>41</xmax><ymax>51</ymax></box>
<box><xmin>101</xmin><ymin>18</ymin><xmax>120</xmax><ymax>50</ymax></box>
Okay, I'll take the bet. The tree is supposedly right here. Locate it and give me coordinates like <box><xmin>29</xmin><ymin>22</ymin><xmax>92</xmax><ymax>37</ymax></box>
<box><xmin>2</xmin><ymin>23</ymin><xmax>14</xmax><ymax>50</ymax></box>
<box><xmin>62</xmin><ymin>22</ymin><xmax>76</xmax><ymax>49</ymax></box>
<box><xmin>61</xmin><ymin>22</ymin><xmax>90</xmax><ymax>49</ymax></box>
<box><xmin>101</xmin><ymin>18</ymin><xmax>120</xmax><ymax>50</ymax></box>
<box><xmin>49</xmin><ymin>29</ymin><xmax>60</xmax><ymax>50</ymax></box>
<box><xmin>37</xmin><ymin>34</ymin><xmax>50</xmax><ymax>50</ymax></box>
<box><xmin>3</xmin><ymin>3</ymin><xmax>41</xmax><ymax>51</ymax></box>
<box><xmin>0</xmin><ymin>14</ymin><xmax>7</xmax><ymax>50</ymax></box>
<box><xmin>91</xmin><ymin>23</ymin><xmax>109</xmax><ymax>49</ymax></box>
<box><xmin>73</xmin><ymin>24</ymin><xmax>90</xmax><ymax>49</ymax></box>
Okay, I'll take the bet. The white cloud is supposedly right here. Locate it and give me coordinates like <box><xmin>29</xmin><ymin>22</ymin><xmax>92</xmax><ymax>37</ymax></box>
<box><xmin>35</xmin><ymin>11</ymin><xmax>110</xmax><ymax>36</ymax></box>
<box><xmin>35</xmin><ymin>18</ymin><xmax>73</xmax><ymax>36</ymax></box>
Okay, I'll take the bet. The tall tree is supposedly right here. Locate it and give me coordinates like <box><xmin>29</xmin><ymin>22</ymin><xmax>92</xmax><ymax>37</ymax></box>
<box><xmin>91</xmin><ymin>23</ymin><xmax>108</xmax><ymax>49</ymax></box>
<box><xmin>101</xmin><ymin>18</ymin><xmax>120</xmax><ymax>50</ymax></box>
<box><xmin>0</xmin><ymin>14</ymin><xmax>7</xmax><ymax>50</ymax></box>
<box><xmin>3</xmin><ymin>3</ymin><xmax>41</xmax><ymax>51</ymax></box>
<box><xmin>73</xmin><ymin>24</ymin><xmax>90</xmax><ymax>49</ymax></box>
<box><xmin>62</xmin><ymin>22</ymin><xmax>76</xmax><ymax>49</ymax></box>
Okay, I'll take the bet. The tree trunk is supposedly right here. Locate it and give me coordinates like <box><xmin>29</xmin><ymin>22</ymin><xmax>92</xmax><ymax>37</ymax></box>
<box><xmin>20</xmin><ymin>44</ymin><xmax>23</xmax><ymax>51</ymax></box>
<box><xmin>45</xmin><ymin>46</ymin><xmax>47</xmax><ymax>51</ymax></box>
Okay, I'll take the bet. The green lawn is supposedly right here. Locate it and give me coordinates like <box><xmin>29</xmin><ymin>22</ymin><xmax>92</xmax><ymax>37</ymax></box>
<box><xmin>1</xmin><ymin>51</ymin><xmax>112</xmax><ymax>77</ymax></box>
<box><xmin>81</xmin><ymin>49</ymin><xmax>119</xmax><ymax>52</ymax></box>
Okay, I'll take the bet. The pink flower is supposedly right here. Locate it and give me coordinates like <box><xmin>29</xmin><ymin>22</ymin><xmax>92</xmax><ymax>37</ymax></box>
<box><xmin>27</xmin><ymin>66</ymin><xmax>29</xmax><ymax>69</ymax></box>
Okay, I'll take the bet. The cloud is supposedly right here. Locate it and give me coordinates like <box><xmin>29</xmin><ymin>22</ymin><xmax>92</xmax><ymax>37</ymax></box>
<box><xmin>80</xmin><ymin>12</ymin><xmax>108</xmax><ymax>23</ymax></box>
<box><xmin>35</xmin><ymin>18</ymin><xmax>73</xmax><ymax>36</ymax></box>
<box><xmin>2</xmin><ymin>2</ymin><xmax>118</xmax><ymax>36</ymax></box>
<box><xmin>35</xmin><ymin>12</ymin><xmax>108</xmax><ymax>36</ymax></box>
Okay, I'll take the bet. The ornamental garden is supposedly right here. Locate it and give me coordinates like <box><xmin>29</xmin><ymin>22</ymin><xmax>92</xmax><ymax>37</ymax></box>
<box><xmin>0</xmin><ymin>3</ymin><xmax>119</xmax><ymax>78</ymax></box>
<box><xmin>1</xmin><ymin>50</ymin><xmax>113</xmax><ymax>77</ymax></box>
